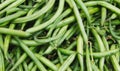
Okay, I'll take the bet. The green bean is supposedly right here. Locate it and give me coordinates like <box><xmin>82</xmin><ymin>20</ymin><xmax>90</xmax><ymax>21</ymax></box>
<box><xmin>0</xmin><ymin>11</ymin><xmax>26</xmax><ymax>25</ymax></box>
<box><xmin>107</xmin><ymin>13</ymin><xmax>117</xmax><ymax>20</ymax></box>
<box><xmin>0</xmin><ymin>27</ymin><xmax>30</xmax><ymax>37</ymax></box>
<box><xmin>13</xmin><ymin>37</ymin><xmax>47</xmax><ymax>71</ymax></box>
<box><xmin>77</xmin><ymin>35</ymin><xmax>84</xmax><ymax>71</ymax></box>
<box><xmin>102</xmin><ymin>36</ymin><xmax>109</xmax><ymax>50</ymax></box>
<box><xmin>0</xmin><ymin>48</ymin><xmax>5</xmax><ymax>71</ymax></box>
<box><xmin>16</xmin><ymin>48</ymin><xmax>24</xmax><ymax>71</ymax></box>
<box><xmin>31</xmin><ymin>65</ymin><xmax>37</xmax><ymax>71</ymax></box>
<box><xmin>23</xmin><ymin>61</ymin><xmax>28</xmax><ymax>71</ymax></box>
<box><xmin>101</xmin><ymin>7</ymin><xmax>107</xmax><ymax>26</ymax></box>
<box><xmin>58</xmin><ymin>48</ymin><xmax>75</xmax><ymax>55</ymax></box>
<box><xmin>0</xmin><ymin>0</ymin><xmax>16</xmax><ymax>10</ymax></box>
<box><xmin>13</xmin><ymin>0</ymin><xmax>55</xmax><ymax>23</ymax></box>
<box><xmin>26</xmin><ymin>0</ymin><xmax>64</xmax><ymax>33</ymax></box>
<box><xmin>109</xmin><ymin>20</ymin><xmax>120</xmax><ymax>39</ymax></box>
<box><xmin>86</xmin><ymin>45</ymin><xmax>92</xmax><ymax>71</ymax></box>
<box><xmin>114</xmin><ymin>0</ymin><xmax>120</xmax><ymax>4</ymax></box>
<box><xmin>91</xmin><ymin>48</ymin><xmax>119</xmax><ymax>58</ymax></box>
<box><xmin>0</xmin><ymin>35</ymin><xmax>3</xmax><ymax>50</ymax></box>
<box><xmin>11</xmin><ymin>39</ymin><xmax>41</xmax><ymax>46</ymax></box>
<box><xmin>70</xmin><ymin>0</ymin><xmax>88</xmax><ymax>44</ymax></box>
<box><xmin>85</xmin><ymin>1</ymin><xmax>120</xmax><ymax>15</ymax></box>
<box><xmin>75</xmin><ymin>0</ymin><xmax>91</xmax><ymax>24</ymax></box>
<box><xmin>58</xmin><ymin>53</ymin><xmax>76</xmax><ymax>71</ymax></box>
<box><xmin>67</xmin><ymin>41</ymin><xmax>76</xmax><ymax>50</ymax></box>
<box><xmin>35</xmin><ymin>54</ymin><xmax>58</xmax><ymax>71</ymax></box>
<box><xmin>57</xmin><ymin>50</ymin><xmax>64</xmax><ymax>64</ymax></box>
<box><xmin>6</xmin><ymin>8</ymin><xmax>21</xmax><ymax>15</ymax></box>
<box><xmin>28</xmin><ymin>62</ymin><xmax>34</xmax><ymax>70</ymax></box>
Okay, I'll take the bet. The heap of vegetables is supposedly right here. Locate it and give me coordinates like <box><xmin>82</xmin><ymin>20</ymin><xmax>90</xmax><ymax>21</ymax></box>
<box><xmin>0</xmin><ymin>0</ymin><xmax>120</xmax><ymax>71</ymax></box>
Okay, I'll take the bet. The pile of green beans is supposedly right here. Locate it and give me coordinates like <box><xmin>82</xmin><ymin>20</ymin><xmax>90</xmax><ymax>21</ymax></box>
<box><xmin>0</xmin><ymin>0</ymin><xmax>120</xmax><ymax>71</ymax></box>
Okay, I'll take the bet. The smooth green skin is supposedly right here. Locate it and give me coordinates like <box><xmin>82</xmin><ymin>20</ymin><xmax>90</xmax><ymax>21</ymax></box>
<box><xmin>0</xmin><ymin>48</ymin><xmax>5</xmax><ymax>71</ymax></box>
<box><xmin>101</xmin><ymin>7</ymin><xmax>107</xmax><ymax>26</ymax></box>
<box><xmin>75</xmin><ymin>0</ymin><xmax>91</xmax><ymax>24</ymax></box>
<box><xmin>85</xmin><ymin>1</ymin><xmax>120</xmax><ymax>15</ymax></box>
<box><xmin>0</xmin><ymin>27</ymin><xmax>30</xmax><ymax>37</ymax></box>
<box><xmin>13</xmin><ymin>0</ymin><xmax>55</xmax><ymax>23</ymax></box>
<box><xmin>102</xmin><ymin>36</ymin><xmax>109</xmax><ymax>51</ymax></box>
<box><xmin>0</xmin><ymin>0</ymin><xmax>16</xmax><ymax>10</ymax></box>
<box><xmin>11</xmin><ymin>39</ymin><xmax>42</xmax><ymax>46</ymax></box>
<box><xmin>58</xmin><ymin>53</ymin><xmax>76</xmax><ymax>71</ymax></box>
<box><xmin>77</xmin><ymin>35</ymin><xmax>84</xmax><ymax>71</ymax></box>
<box><xmin>86</xmin><ymin>45</ymin><xmax>92</xmax><ymax>71</ymax></box>
<box><xmin>70</xmin><ymin>0</ymin><xmax>88</xmax><ymax>45</ymax></box>
<box><xmin>28</xmin><ymin>62</ymin><xmax>34</xmax><ymax>70</ymax></box>
<box><xmin>14</xmin><ymin>37</ymin><xmax>47</xmax><ymax>71</ymax></box>
<box><xmin>26</xmin><ymin>0</ymin><xmax>64</xmax><ymax>33</ymax></box>
<box><xmin>57</xmin><ymin>50</ymin><xmax>64</xmax><ymax>65</ymax></box>
<box><xmin>0</xmin><ymin>35</ymin><xmax>3</xmax><ymax>50</ymax></box>
<box><xmin>58</xmin><ymin>48</ymin><xmax>75</xmax><ymax>55</ymax></box>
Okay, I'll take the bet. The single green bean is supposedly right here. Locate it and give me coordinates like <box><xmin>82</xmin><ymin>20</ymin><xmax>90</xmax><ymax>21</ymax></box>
<box><xmin>0</xmin><ymin>48</ymin><xmax>5</xmax><ymax>71</ymax></box>
<box><xmin>0</xmin><ymin>27</ymin><xmax>31</xmax><ymax>37</ymax></box>
<box><xmin>77</xmin><ymin>35</ymin><xmax>84</xmax><ymax>71</ymax></box>
<box><xmin>86</xmin><ymin>45</ymin><xmax>92</xmax><ymax>71</ymax></box>
<box><xmin>58</xmin><ymin>48</ymin><xmax>75</xmax><ymax>55</ymax></box>
<box><xmin>101</xmin><ymin>7</ymin><xmax>107</xmax><ymax>26</ymax></box>
<box><xmin>70</xmin><ymin>0</ymin><xmax>88</xmax><ymax>44</ymax></box>
<box><xmin>23</xmin><ymin>61</ymin><xmax>29</xmax><ymax>71</ymax></box>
